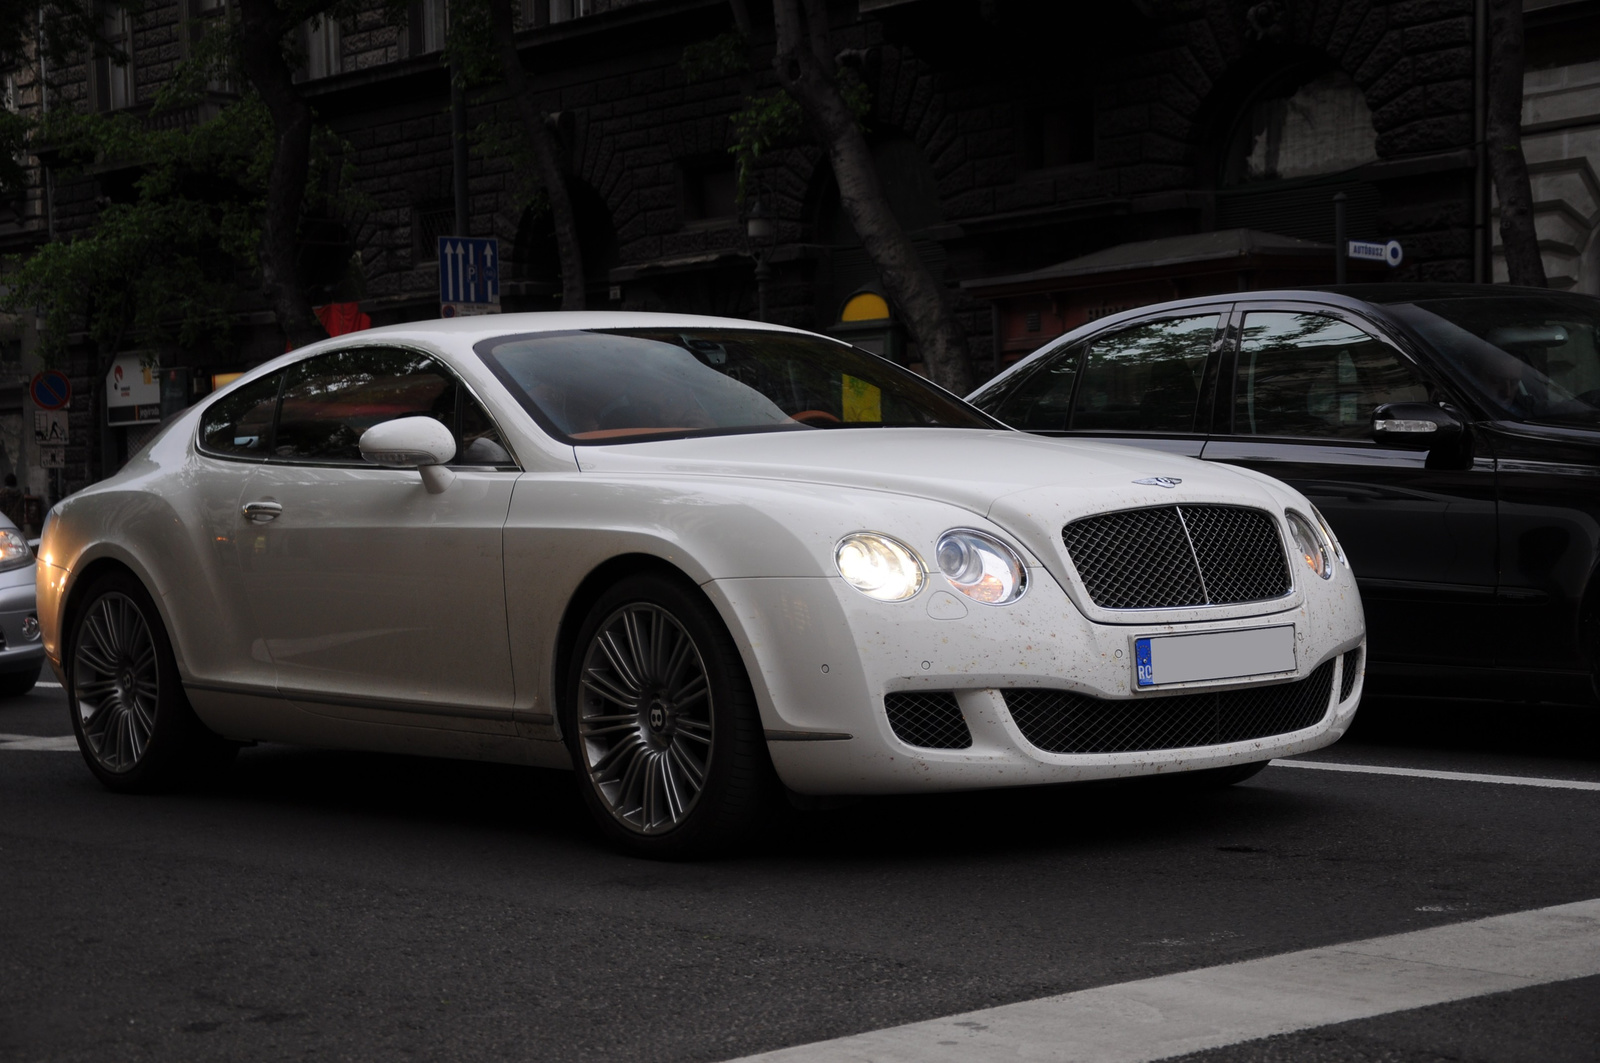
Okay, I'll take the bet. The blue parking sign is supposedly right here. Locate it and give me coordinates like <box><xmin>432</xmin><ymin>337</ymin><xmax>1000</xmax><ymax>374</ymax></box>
<box><xmin>438</xmin><ymin>237</ymin><xmax>500</xmax><ymax>306</ymax></box>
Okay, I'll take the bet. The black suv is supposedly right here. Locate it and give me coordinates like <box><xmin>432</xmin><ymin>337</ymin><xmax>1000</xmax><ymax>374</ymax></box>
<box><xmin>968</xmin><ymin>285</ymin><xmax>1600</xmax><ymax>706</ymax></box>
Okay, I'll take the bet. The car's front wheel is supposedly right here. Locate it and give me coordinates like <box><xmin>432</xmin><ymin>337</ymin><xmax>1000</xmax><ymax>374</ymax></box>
<box><xmin>563</xmin><ymin>573</ymin><xmax>772</xmax><ymax>858</ymax></box>
<box><xmin>67</xmin><ymin>571</ymin><xmax>233</xmax><ymax>791</ymax></box>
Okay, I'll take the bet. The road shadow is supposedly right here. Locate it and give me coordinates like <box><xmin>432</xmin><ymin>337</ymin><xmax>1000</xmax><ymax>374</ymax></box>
<box><xmin>1346</xmin><ymin>695</ymin><xmax>1600</xmax><ymax>760</ymax></box>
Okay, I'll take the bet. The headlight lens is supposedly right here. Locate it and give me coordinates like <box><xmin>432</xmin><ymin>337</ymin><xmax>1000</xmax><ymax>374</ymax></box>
<box><xmin>935</xmin><ymin>529</ymin><xmax>1027</xmax><ymax>604</ymax></box>
<box><xmin>1309</xmin><ymin>503</ymin><xmax>1347</xmax><ymax>568</ymax></box>
<box><xmin>835</xmin><ymin>533</ymin><xmax>925</xmax><ymax>601</ymax></box>
<box><xmin>0</xmin><ymin>529</ymin><xmax>31</xmax><ymax>572</ymax></box>
<box><xmin>1286</xmin><ymin>512</ymin><xmax>1331</xmax><ymax>580</ymax></box>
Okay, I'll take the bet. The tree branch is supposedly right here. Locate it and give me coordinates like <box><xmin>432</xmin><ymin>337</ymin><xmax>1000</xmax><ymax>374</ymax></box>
<box><xmin>236</xmin><ymin>0</ymin><xmax>328</xmax><ymax>348</ymax></box>
<box><xmin>487</xmin><ymin>0</ymin><xmax>586</xmax><ymax>309</ymax></box>
<box><xmin>1486</xmin><ymin>0</ymin><xmax>1545</xmax><ymax>287</ymax></box>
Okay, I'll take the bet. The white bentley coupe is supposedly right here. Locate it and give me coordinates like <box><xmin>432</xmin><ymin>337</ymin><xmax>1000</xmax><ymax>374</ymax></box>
<box><xmin>38</xmin><ymin>314</ymin><xmax>1365</xmax><ymax>856</ymax></box>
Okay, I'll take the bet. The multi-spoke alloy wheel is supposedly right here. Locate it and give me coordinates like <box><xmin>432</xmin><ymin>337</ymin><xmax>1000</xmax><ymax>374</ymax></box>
<box><xmin>74</xmin><ymin>592</ymin><xmax>160</xmax><ymax>774</ymax></box>
<box><xmin>564</xmin><ymin>574</ymin><xmax>773</xmax><ymax>858</ymax></box>
<box><xmin>67</xmin><ymin>572</ymin><xmax>233</xmax><ymax>791</ymax></box>
<box><xmin>578</xmin><ymin>603</ymin><xmax>714</xmax><ymax>835</ymax></box>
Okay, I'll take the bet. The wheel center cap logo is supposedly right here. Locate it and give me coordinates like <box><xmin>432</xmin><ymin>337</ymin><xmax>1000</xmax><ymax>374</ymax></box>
<box><xmin>649</xmin><ymin>705</ymin><xmax>666</xmax><ymax>730</ymax></box>
<box><xmin>1133</xmin><ymin>476</ymin><xmax>1183</xmax><ymax>488</ymax></box>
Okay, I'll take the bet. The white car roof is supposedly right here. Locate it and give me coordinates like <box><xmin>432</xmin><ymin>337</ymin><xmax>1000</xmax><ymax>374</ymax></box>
<box><xmin>346</xmin><ymin>311</ymin><xmax>837</xmax><ymax>347</ymax></box>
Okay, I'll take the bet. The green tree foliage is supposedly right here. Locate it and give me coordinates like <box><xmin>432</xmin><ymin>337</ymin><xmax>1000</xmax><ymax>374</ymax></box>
<box><xmin>1</xmin><ymin>25</ymin><xmax>361</xmax><ymax>364</ymax></box>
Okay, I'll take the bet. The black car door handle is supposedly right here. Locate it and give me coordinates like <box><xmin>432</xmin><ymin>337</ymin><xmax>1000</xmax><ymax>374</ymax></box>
<box><xmin>242</xmin><ymin>500</ymin><xmax>283</xmax><ymax>523</ymax></box>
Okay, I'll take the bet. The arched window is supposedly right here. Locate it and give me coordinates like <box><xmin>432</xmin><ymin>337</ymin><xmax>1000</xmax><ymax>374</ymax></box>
<box><xmin>1221</xmin><ymin>70</ymin><xmax>1377</xmax><ymax>186</ymax></box>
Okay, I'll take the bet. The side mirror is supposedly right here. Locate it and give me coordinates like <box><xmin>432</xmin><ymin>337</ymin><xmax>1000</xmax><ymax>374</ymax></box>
<box><xmin>1370</xmin><ymin>402</ymin><xmax>1464</xmax><ymax>450</ymax></box>
<box><xmin>359</xmin><ymin>416</ymin><xmax>457</xmax><ymax>493</ymax></box>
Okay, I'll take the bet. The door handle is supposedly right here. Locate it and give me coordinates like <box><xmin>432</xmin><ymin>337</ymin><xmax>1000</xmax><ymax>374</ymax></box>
<box><xmin>242</xmin><ymin>500</ymin><xmax>283</xmax><ymax>523</ymax></box>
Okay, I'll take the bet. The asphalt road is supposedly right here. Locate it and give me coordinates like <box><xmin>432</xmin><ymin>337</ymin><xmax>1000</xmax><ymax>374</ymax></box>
<box><xmin>2</xmin><ymin>683</ymin><xmax>1597</xmax><ymax>1063</ymax></box>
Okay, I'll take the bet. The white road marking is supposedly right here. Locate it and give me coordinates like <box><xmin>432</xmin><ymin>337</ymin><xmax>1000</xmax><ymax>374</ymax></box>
<box><xmin>37</xmin><ymin>681</ymin><xmax>61</xmax><ymax>689</ymax></box>
<box><xmin>0</xmin><ymin>733</ymin><xmax>77</xmax><ymax>751</ymax></box>
<box><xmin>1272</xmin><ymin>758</ymin><xmax>1600</xmax><ymax>792</ymax></box>
<box><xmin>726</xmin><ymin>898</ymin><xmax>1600</xmax><ymax>1063</ymax></box>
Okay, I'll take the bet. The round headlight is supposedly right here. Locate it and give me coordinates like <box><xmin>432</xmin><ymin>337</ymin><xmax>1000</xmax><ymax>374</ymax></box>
<box><xmin>1309</xmin><ymin>503</ymin><xmax>1347</xmax><ymax>568</ymax></box>
<box><xmin>1286</xmin><ymin>512</ymin><xmax>1331</xmax><ymax>580</ymax></box>
<box><xmin>935</xmin><ymin>529</ymin><xmax>1027</xmax><ymax>605</ymax></box>
<box><xmin>835</xmin><ymin>533</ymin><xmax>925</xmax><ymax>602</ymax></box>
<box><xmin>0</xmin><ymin>529</ymin><xmax>31</xmax><ymax>572</ymax></box>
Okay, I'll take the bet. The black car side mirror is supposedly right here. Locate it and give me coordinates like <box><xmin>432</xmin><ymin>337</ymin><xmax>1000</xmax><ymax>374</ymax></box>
<box><xmin>1371</xmin><ymin>402</ymin><xmax>1465</xmax><ymax>450</ymax></box>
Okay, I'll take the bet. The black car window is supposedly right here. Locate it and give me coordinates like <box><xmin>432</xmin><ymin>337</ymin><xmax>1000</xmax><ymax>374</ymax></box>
<box><xmin>1071</xmin><ymin>315</ymin><xmax>1218</xmax><ymax>432</ymax></box>
<box><xmin>1387</xmin><ymin>297</ymin><xmax>1600</xmax><ymax>426</ymax></box>
<box><xmin>273</xmin><ymin>348</ymin><xmax>456</xmax><ymax>464</ymax></box>
<box><xmin>198</xmin><ymin>372</ymin><xmax>283</xmax><ymax>460</ymax></box>
<box><xmin>1234</xmin><ymin>311</ymin><xmax>1430</xmax><ymax>439</ymax></box>
<box><xmin>456</xmin><ymin>392</ymin><xmax>514</xmax><ymax>466</ymax></box>
<box><xmin>973</xmin><ymin>344</ymin><xmax>1083</xmax><ymax>431</ymax></box>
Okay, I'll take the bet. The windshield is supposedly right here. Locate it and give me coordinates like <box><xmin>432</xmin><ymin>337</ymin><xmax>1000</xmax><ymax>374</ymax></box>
<box><xmin>1387</xmin><ymin>295</ymin><xmax>1600</xmax><ymax>426</ymax></box>
<box><xmin>477</xmin><ymin>328</ymin><xmax>998</xmax><ymax>443</ymax></box>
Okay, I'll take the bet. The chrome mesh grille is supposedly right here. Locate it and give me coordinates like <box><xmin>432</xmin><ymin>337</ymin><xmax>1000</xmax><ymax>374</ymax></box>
<box><xmin>884</xmin><ymin>692</ymin><xmax>971</xmax><ymax>749</ymax></box>
<box><xmin>1340</xmin><ymin>648</ymin><xmax>1362</xmax><ymax>701</ymax></box>
<box><xmin>1002</xmin><ymin>660</ymin><xmax>1335</xmax><ymax>754</ymax></box>
<box><xmin>1062</xmin><ymin>505</ymin><xmax>1290</xmax><ymax>609</ymax></box>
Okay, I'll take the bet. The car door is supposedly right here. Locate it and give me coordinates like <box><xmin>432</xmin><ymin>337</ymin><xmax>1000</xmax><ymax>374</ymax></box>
<box><xmin>975</xmin><ymin>308</ymin><xmax>1229</xmax><ymax>456</ymax></box>
<box><xmin>1202</xmin><ymin>303</ymin><xmax>1498</xmax><ymax>674</ymax></box>
<box><xmin>182</xmin><ymin>370</ymin><xmax>288</xmax><ymax>697</ymax></box>
<box><xmin>234</xmin><ymin>345</ymin><xmax>520</xmax><ymax>731</ymax></box>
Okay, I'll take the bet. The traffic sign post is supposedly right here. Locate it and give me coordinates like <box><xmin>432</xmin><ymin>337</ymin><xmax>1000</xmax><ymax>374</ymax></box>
<box><xmin>438</xmin><ymin>236</ymin><xmax>501</xmax><ymax>318</ymax></box>
<box><xmin>30</xmin><ymin>370</ymin><xmax>71</xmax><ymax>411</ymax></box>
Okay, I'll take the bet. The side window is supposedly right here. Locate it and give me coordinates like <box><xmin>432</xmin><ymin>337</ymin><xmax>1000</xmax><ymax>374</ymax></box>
<box><xmin>1072</xmin><ymin>315</ymin><xmax>1218</xmax><ymax>432</ymax></box>
<box><xmin>975</xmin><ymin>345</ymin><xmax>1082</xmax><ymax>431</ymax></box>
<box><xmin>198</xmin><ymin>372</ymin><xmax>282</xmax><ymax>460</ymax></box>
<box><xmin>456</xmin><ymin>394</ymin><xmax>514</xmax><ymax>466</ymax></box>
<box><xmin>1234</xmin><ymin>312</ymin><xmax>1431</xmax><ymax>439</ymax></box>
<box><xmin>274</xmin><ymin>348</ymin><xmax>456</xmax><ymax>464</ymax></box>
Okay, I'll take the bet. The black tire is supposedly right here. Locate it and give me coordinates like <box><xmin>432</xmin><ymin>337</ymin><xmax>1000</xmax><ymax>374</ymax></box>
<box><xmin>66</xmin><ymin>570</ymin><xmax>234</xmax><ymax>792</ymax></box>
<box><xmin>0</xmin><ymin>662</ymin><xmax>40</xmax><ymax>697</ymax></box>
<box><xmin>561</xmin><ymin>572</ymin><xmax>774</xmax><ymax>858</ymax></box>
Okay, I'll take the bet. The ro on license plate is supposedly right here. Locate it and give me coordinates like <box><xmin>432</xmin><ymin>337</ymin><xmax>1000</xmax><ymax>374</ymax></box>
<box><xmin>1134</xmin><ymin>625</ymin><xmax>1296</xmax><ymax>688</ymax></box>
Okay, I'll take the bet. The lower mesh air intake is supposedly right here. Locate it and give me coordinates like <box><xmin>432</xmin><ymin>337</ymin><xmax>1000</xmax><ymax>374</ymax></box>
<box><xmin>1002</xmin><ymin>660</ymin><xmax>1336</xmax><ymax>754</ymax></box>
<box><xmin>884</xmin><ymin>691</ymin><xmax>972</xmax><ymax>749</ymax></box>
<box><xmin>1340</xmin><ymin>648</ymin><xmax>1363</xmax><ymax>701</ymax></box>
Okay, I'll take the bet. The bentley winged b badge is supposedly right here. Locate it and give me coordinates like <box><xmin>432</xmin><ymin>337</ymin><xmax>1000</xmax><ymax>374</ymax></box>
<box><xmin>1133</xmin><ymin>476</ymin><xmax>1183</xmax><ymax>488</ymax></box>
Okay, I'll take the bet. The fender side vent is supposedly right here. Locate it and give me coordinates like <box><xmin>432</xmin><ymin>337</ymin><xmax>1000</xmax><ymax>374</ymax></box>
<box><xmin>884</xmin><ymin>691</ymin><xmax>972</xmax><ymax>749</ymax></box>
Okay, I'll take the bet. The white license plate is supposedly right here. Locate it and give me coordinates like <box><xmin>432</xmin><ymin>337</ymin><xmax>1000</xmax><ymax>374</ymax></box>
<box><xmin>1134</xmin><ymin>625</ymin><xmax>1296</xmax><ymax>688</ymax></box>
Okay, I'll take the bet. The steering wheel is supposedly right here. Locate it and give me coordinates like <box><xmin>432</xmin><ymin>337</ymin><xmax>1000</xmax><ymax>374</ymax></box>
<box><xmin>791</xmin><ymin>409</ymin><xmax>841</xmax><ymax>425</ymax></box>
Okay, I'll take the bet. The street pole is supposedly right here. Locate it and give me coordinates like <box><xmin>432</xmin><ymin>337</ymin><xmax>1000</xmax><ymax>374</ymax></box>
<box><xmin>754</xmin><ymin>254</ymin><xmax>770</xmax><ymax>322</ymax></box>
<box><xmin>1333</xmin><ymin>192</ymin><xmax>1348</xmax><ymax>285</ymax></box>
<box><xmin>451</xmin><ymin>59</ymin><xmax>470</xmax><ymax>238</ymax></box>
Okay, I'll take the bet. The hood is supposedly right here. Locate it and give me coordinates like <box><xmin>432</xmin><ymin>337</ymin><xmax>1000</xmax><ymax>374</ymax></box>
<box><xmin>573</xmin><ymin>428</ymin><xmax>1297</xmax><ymax>551</ymax></box>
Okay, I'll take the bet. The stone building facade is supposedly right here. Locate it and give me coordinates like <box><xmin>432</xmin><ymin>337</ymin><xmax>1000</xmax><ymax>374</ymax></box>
<box><xmin>2</xmin><ymin>0</ymin><xmax>1595</xmax><ymax>510</ymax></box>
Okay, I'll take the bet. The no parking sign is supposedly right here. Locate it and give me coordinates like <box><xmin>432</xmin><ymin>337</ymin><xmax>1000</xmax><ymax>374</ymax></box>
<box><xmin>30</xmin><ymin>370</ymin><xmax>71</xmax><ymax>410</ymax></box>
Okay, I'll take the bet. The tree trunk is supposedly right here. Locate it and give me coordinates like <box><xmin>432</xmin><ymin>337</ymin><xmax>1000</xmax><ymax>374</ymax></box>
<box><xmin>1486</xmin><ymin>0</ymin><xmax>1546</xmax><ymax>288</ymax></box>
<box><xmin>770</xmin><ymin>0</ymin><xmax>972</xmax><ymax>394</ymax></box>
<box><xmin>236</xmin><ymin>0</ymin><xmax>328</xmax><ymax>348</ymax></box>
<box><xmin>487</xmin><ymin>0</ymin><xmax>585</xmax><ymax>310</ymax></box>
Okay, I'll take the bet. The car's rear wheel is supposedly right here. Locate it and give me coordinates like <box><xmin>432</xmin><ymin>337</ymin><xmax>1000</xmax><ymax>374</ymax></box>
<box><xmin>0</xmin><ymin>662</ymin><xmax>40</xmax><ymax>697</ymax></box>
<box><xmin>68</xmin><ymin>571</ymin><xmax>233</xmax><ymax>791</ymax></box>
<box><xmin>563</xmin><ymin>573</ymin><xmax>772</xmax><ymax>858</ymax></box>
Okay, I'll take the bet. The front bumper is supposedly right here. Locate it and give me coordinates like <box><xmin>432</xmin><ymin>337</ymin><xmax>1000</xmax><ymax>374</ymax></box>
<box><xmin>711</xmin><ymin>566</ymin><xmax>1364</xmax><ymax>795</ymax></box>
<box><xmin>0</xmin><ymin>562</ymin><xmax>45</xmax><ymax>675</ymax></box>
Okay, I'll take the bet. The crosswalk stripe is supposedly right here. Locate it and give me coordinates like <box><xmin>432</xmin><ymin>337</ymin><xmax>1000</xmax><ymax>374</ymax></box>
<box><xmin>0</xmin><ymin>733</ymin><xmax>77</xmax><ymax>751</ymax></box>
<box><xmin>724</xmin><ymin>898</ymin><xmax>1600</xmax><ymax>1063</ymax></box>
<box><xmin>1271</xmin><ymin>758</ymin><xmax>1600</xmax><ymax>791</ymax></box>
